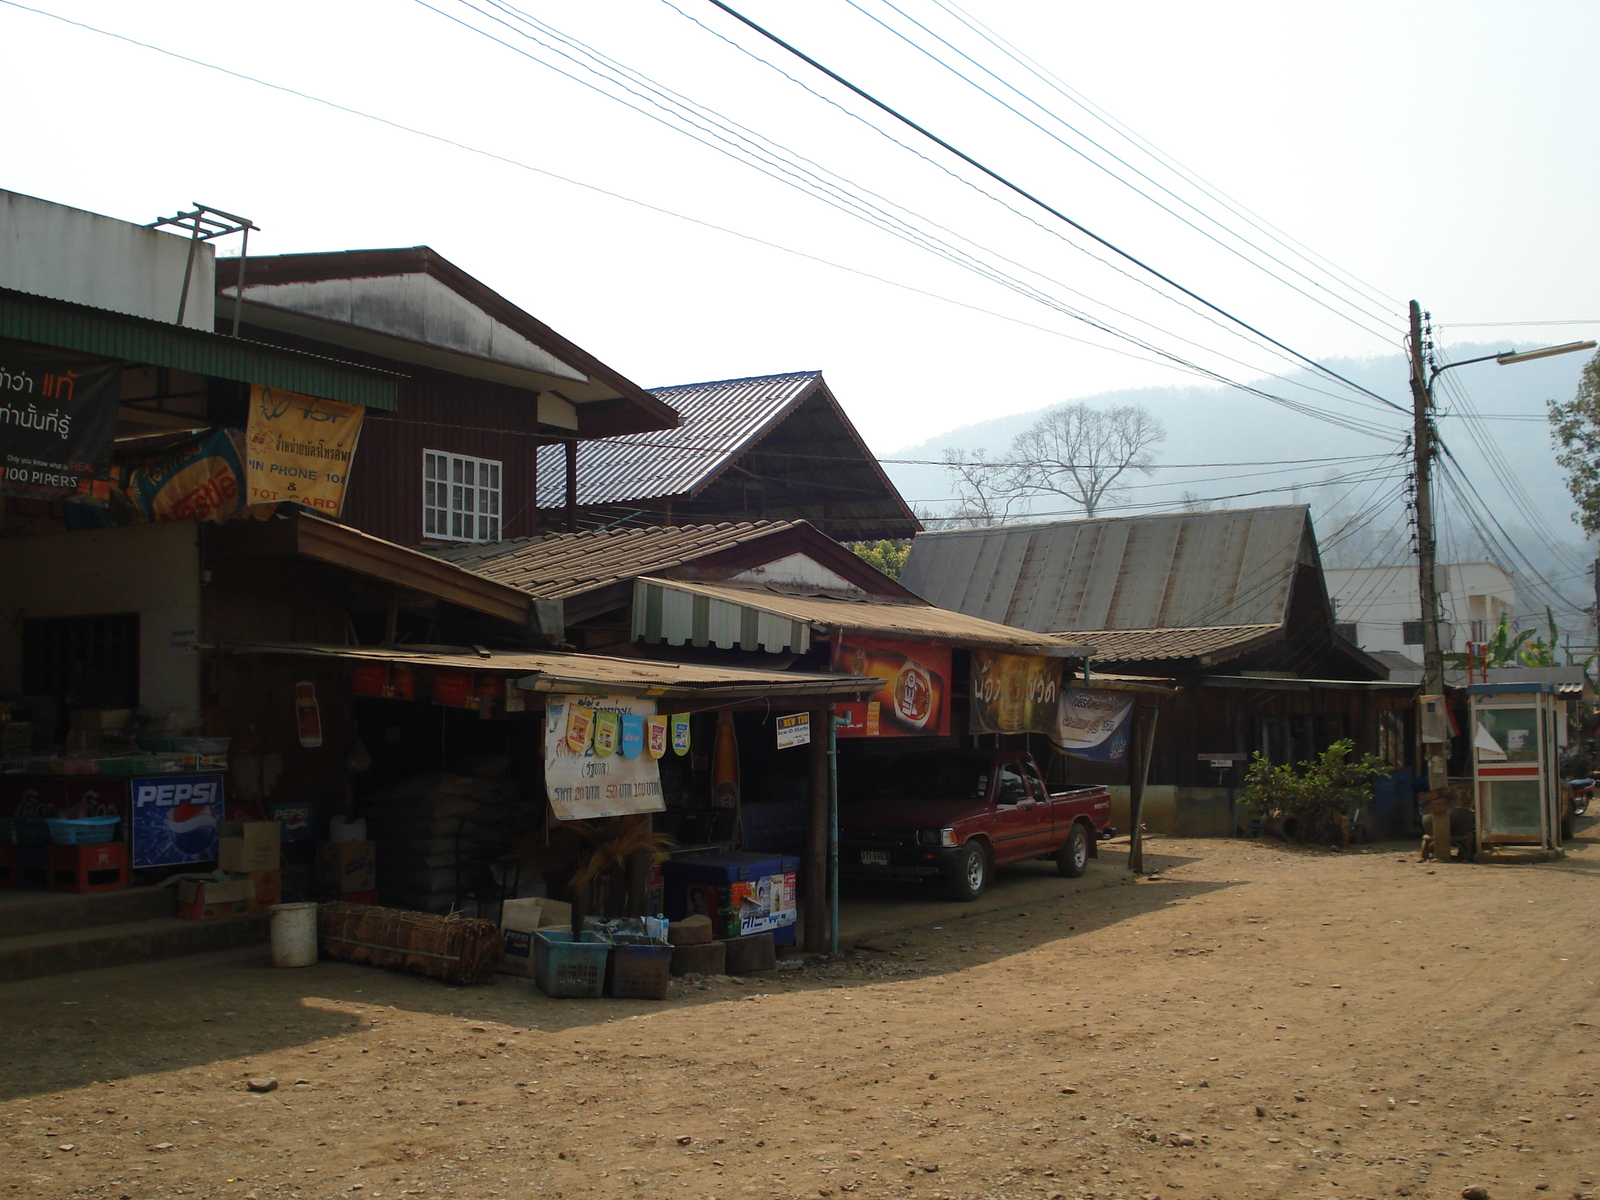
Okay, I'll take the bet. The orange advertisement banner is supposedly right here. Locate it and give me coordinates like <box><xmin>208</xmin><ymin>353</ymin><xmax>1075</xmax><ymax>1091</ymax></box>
<box><xmin>831</xmin><ymin>636</ymin><xmax>950</xmax><ymax>738</ymax></box>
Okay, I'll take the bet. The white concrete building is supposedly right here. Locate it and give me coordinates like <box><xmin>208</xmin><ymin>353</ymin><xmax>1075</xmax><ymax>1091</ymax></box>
<box><xmin>1325</xmin><ymin>562</ymin><xmax>1518</xmax><ymax>664</ymax></box>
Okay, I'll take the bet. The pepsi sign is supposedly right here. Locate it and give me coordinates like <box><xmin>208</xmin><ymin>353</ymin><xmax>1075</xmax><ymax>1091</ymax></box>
<box><xmin>130</xmin><ymin>775</ymin><xmax>226</xmax><ymax>869</ymax></box>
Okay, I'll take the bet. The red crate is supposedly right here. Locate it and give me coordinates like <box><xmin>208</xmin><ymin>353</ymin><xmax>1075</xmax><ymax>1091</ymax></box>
<box><xmin>46</xmin><ymin>842</ymin><xmax>128</xmax><ymax>893</ymax></box>
<box><xmin>0</xmin><ymin>844</ymin><xmax>49</xmax><ymax>889</ymax></box>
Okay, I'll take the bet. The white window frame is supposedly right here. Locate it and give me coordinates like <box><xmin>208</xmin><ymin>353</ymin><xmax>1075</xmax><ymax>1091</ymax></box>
<box><xmin>423</xmin><ymin>449</ymin><xmax>502</xmax><ymax>542</ymax></box>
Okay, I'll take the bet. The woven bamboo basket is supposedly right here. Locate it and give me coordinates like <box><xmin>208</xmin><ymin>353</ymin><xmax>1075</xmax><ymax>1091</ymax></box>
<box><xmin>317</xmin><ymin>902</ymin><xmax>503</xmax><ymax>985</ymax></box>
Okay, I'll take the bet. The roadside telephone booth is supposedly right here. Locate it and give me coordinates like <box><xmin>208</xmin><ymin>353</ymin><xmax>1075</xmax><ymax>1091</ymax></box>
<box><xmin>1468</xmin><ymin>682</ymin><xmax>1566</xmax><ymax>860</ymax></box>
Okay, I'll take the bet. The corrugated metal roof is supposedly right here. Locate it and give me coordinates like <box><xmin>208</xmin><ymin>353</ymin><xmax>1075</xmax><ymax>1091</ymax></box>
<box><xmin>218</xmin><ymin>641</ymin><xmax>880</xmax><ymax>698</ymax></box>
<box><xmin>0</xmin><ymin>285</ymin><xmax>400</xmax><ymax>410</ymax></box>
<box><xmin>1066</xmin><ymin>625</ymin><xmax>1282</xmax><ymax>664</ymax></box>
<box><xmin>901</xmin><ymin>505</ymin><xmax>1314</xmax><ymax>633</ymax></box>
<box><xmin>633</xmin><ymin>578</ymin><xmax>1093</xmax><ymax>657</ymax></box>
<box><xmin>533</xmin><ymin>370</ymin><xmax>820</xmax><ymax>506</ymax></box>
<box><xmin>426</xmin><ymin>520</ymin><xmax>809</xmax><ymax>600</ymax></box>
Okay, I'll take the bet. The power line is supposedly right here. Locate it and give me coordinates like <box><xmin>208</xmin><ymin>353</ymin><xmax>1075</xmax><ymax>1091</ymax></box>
<box><xmin>698</xmin><ymin>0</ymin><xmax>1407</xmax><ymax>413</ymax></box>
<box><xmin>0</xmin><ymin>0</ymin><xmax>1388</xmax><ymax>423</ymax></box>
<box><xmin>444</xmin><ymin>0</ymin><xmax>1406</xmax><ymax>429</ymax></box>
<box><xmin>925</xmin><ymin>0</ymin><xmax>1407</xmax><ymax>318</ymax></box>
<box><xmin>851</xmin><ymin>0</ymin><xmax>1403</xmax><ymax>341</ymax></box>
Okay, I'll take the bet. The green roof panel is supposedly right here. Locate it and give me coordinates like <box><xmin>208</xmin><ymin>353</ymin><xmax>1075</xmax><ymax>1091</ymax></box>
<box><xmin>0</xmin><ymin>285</ymin><xmax>399</xmax><ymax>410</ymax></box>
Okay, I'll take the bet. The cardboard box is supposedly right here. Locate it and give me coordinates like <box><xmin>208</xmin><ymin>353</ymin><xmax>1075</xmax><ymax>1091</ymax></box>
<box><xmin>69</xmin><ymin>709</ymin><xmax>131</xmax><ymax>732</ymax></box>
<box><xmin>498</xmin><ymin>897</ymin><xmax>574</xmax><ymax>976</ymax></box>
<box><xmin>244</xmin><ymin>869</ymin><xmax>281</xmax><ymax>913</ymax></box>
<box><xmin>317</xmin><ymin>840</ymin><xmax>376</xmax><ymax>893</ymax></box>
<box><xmin>218</xmin><ymin>820</ymin><xmax>281</xmax><ymax>873</ymax></box>
<box><xmin>176</xmin><ymin>876</ymin><xmax>255</xmax><ymax>920</ymax></box>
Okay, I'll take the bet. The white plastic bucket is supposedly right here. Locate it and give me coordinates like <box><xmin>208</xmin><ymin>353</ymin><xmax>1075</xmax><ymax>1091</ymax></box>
<box><xmin>269</xmin><ymin>901</ymin><xmax>320</xmax><ymax>968</ymax></box>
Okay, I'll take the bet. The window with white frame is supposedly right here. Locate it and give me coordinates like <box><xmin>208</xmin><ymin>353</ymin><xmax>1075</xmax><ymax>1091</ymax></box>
<box><xmin>423</xmin><ymin>450</ymin><xmax>502</xmax><ymax>542</ymax></box>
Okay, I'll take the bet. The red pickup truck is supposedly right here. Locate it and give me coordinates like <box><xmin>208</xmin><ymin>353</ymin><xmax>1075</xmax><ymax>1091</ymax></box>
<box><xmin>838</xmin><ymin>750</ymin><xmax>1113</xmax><ymax>901</ymax></box>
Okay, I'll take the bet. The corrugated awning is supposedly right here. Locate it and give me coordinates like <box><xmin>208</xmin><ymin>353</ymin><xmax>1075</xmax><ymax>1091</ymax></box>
<box><xmin>0</xmin><ymin>285</ymin><xmax>400</xmax><ymax>410</ymax></box>
<box><xmin>632</xmin><ymin>577</ymin><xmax>1092</xmax><ymax>657</ymax></box>
<box><xmin>215</xmin><ymin>641</ymin><xmax>881</xmax><ymax>700</ymax></box>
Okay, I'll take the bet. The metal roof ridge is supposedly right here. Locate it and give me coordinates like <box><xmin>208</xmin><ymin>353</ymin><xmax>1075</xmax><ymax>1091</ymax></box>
<box><xmin>913</xmin><ymin>503</ymin><xmax>1311</xmax><ymax>539</ymax></box>
<box><xmin>648</xmin><ymin>368</ymin><xmax>823</xmax><ymax>394</ymax></box>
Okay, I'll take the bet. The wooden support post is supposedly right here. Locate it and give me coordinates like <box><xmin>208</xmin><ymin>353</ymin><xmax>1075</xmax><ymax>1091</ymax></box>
<box><xmin>1128</xmin><ymin>708</ymin><xmax>1146</xmax><ymax>875</ymax></box>
<box><xmin>805</xmin><ymin>708</ymin><xmax>829</xmax><ymax>953</ymax></box>
<box><xmin>565</xmin><ymin>439</ymin><xmax>579</xmax><ymax>533</ymax></box>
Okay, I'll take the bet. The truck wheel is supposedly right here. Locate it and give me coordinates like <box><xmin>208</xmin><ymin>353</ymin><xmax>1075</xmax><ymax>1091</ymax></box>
<box><xmin>945</xmin><ymin>842</ymin><xmax>989</xmax><ymax>902</ymax></box>
<box><xmin>1057</xmin><ymin>823</ymin><xmax>1090</xmax><ymax>878</ymax></box>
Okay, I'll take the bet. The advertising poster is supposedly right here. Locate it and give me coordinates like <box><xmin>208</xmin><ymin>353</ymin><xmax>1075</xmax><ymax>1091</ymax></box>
<box><xmin>0</xmin><ymin>338</ymin><xmax>121</xmax><ymax>502</ymax></box>
<box><xmin>244</xmin><ymin>384</ymin><xmax>364</xmax><ymax>516</ymax></box>
<box><xmin>731</xmin><ymin>871</ymin><xmax>798</xmax><ymax>936</ymax></box>
<box><xmin>775</xmin><ymin>712</ymin><xmax>811</xmax><ymax>749</ymax></box>
<box><xmin>1056</xmin><ymin>688</ymin><xmax>1135</xmax><ymax>762</ymax></box>
<box><xmin>970</xmin><ymin>650</ymin><xmax>1062</xmax><ymax>735</ymax></box>
<box><xmin>832</xmin><ymin>636</ymin><xmax>951</xmax><ymax>738</ymax></box>
<box><xmin>130</xmin><ymin>774</ymin><xmax>226</xmax><ymax>869</ymax></box>
<box><xmin>124</xmin><ymin>428</ymin><xmax>249</xmax><ymax>523</ymax></box>
<box><xmin>544</xmin><ymin>695</ymin><xmax>665</xmax><ymax>820</ymax></box>
<box><xmin>646</xmin><ymin>716</ymin><xmax>668</xmax><ymax>759</ymax></box>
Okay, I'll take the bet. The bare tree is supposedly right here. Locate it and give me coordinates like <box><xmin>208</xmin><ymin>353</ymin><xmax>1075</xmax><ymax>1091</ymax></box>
<box><xmin>1009</xmin><ymin>403</ymin><xmax>1166</xmax><ymax>517</ymax></box>
<box><xmin>941</xmin><ymin>446</ymin><xmax>1032</xmax><ymax>526</ymax></box>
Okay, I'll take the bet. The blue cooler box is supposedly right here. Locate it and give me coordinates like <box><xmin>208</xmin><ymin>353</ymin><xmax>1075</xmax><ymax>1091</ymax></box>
<box><xmin>661</xmin><ymin>851</ymin><xmax>799</xmax><ymax>947</ymax></box>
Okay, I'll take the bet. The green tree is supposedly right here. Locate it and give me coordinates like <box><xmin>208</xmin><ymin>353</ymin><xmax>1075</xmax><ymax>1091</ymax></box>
<box><xmin>1549</xmin><ymin>349</ymin><xmax>1600</xmax><ymax>535</ymax></box>
<box><xmin>849</xmin><ymin>539</ymin><xmax>910</xmax><ymax>579</ymax></box>
<box><xmin>1241</xmin><ymin>738</ymin><xmax>1387</xmax><ymax>844</ymax></box>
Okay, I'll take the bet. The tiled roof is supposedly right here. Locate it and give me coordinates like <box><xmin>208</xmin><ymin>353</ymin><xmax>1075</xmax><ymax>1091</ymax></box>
<box><xmin>1061</xmin><ymin>624</ymin><xmax>1283</xmax><ymax>664</ymax></box>
<box><xmin>534</xmin><ymin>371</ymin><xmax>821</xmax><ymax>506</ymax></box>
<box><xmin>425</xmin><ymin>520</ymin><xmax>809</xmax><ymax>600</ymax></box>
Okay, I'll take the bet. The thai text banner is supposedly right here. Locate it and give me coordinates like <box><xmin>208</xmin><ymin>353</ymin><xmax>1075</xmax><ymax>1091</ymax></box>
<box><xmin>1057</xmin><ymin>688</ymin><xmax>1134</xmax><ymax>762</ymax></box>
<box><xmin>971</xmin><ymin>650</ymin><xmax>1062</xmax><ymax>735</ymax></box>
<box><xmin>244</xmin><ymin>385</ymin><xmax>364</xmax><ymax>516</ymax></box>
<box><xmin>544</xmin><ymin>695</ymin><xmax>665</xmax><ymax>820</ymax></box>
<box><xmin>0</xmin><ymin>338</ymin><xmax>120</xmax><ymax>501</ymax></box>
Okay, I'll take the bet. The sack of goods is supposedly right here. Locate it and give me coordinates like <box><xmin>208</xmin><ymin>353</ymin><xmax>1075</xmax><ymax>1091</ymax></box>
<box><xmin>363</xmin><ymin>757</ymin><xmax>537</xmax><ymax>915</ymax></box>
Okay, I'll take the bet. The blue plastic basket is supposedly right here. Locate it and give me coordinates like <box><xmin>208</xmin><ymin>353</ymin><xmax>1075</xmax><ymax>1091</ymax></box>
<box><xmin>46</xmin><ymin>816</ymin><xmax>120</xmax><ymax>845</ymax></box>
<box><xmin>532</xmin><ymin>930</ymin><xmax>611</xmax><ymax>999</ymax></box>
<box><xmin>606</xmin><ymin>938</ymin><xmax>673</xmax><ymax>1000</ymax></box>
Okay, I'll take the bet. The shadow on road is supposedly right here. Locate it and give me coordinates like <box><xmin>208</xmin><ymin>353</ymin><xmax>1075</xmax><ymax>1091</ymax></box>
<box><xmin>0</xmin><ymin>845</ymin><xmax>1237</xmax><ymax>1103</ymax></box>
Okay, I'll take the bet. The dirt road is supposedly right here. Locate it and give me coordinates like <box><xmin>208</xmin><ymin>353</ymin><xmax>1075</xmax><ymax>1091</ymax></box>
<box><xmin>4</xmin><ymin>825</ymin><xmax>1599</xmax><ymax>1200</ymax></box>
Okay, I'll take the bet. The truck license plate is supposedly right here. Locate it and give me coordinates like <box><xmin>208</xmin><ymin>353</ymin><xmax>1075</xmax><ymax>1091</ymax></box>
<box><xmin>860</xmin><ymin>850</ymin><xmax>890</xmax><ymax>865</ymax></box>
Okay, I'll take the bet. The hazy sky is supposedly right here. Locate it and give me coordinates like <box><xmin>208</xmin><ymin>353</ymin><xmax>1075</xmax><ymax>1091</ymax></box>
<box><xmin>3</xmin><ymin>0</ymin><xmax>1597</xmax><ymax>459</ymax></box>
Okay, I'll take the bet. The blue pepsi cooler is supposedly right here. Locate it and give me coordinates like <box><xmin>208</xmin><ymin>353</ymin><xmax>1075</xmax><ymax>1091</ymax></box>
<box><xmin>661</xmin><ymin>851</ymin><xmax>799</xmax><ymax>947</ymax></box>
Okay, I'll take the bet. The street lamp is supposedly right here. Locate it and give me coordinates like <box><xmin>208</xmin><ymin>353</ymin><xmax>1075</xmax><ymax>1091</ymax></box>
<box><xmin>1407</xmin><ymin>299</ymin><xmax>1595</xmax><ymax>796</ymax></box>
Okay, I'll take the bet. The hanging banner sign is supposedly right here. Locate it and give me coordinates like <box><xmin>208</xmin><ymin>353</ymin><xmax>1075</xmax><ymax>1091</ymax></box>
<box><xmin>593</xmin><ymin>710</ymin><xmax>620</xmax><ymax>757</ymax></box>
<box><xmin>0</xmin><ymin>338</ymin><xmax>121</xmax><ymax>502</ymax></box>
<box><xmin>775</xmin><ymin>712</ymin><xmax>811</xmax><ymax>749</ymax></box>
<box><xmin>832</xmin><ymin>636</ymin><xmax>951</xmax><ymax>738</ymax></box>
<box><xmin>1056</xmin><ymin>688</ymin><xmax>1134</xmax><ymax>762</ymax></box>
<box><xmin>565</xmin><ymin>705</ymin><xmax>594</xmax><ymax>753</ymax></box>
<box><xmin>124</xmin><ymin>428</ymin><xmax>249</xmax><ymax>523</ymax></box>
<box><xmin>244</xmin><ymin>385</ymin><xmax>364</xmax><ymax>515</ymax></box>
<box><xmin>671</xmin><ymin>713</ymin><xmax>691</xmax><ymax>756</ymax></box>
<box><xmin>646</xmin><ymin>715</ymin><xmax>668</xmax><ymax>759</ymax></box>
<box><xmin>970</xmin><ymin>650</ymin><xmax>1062</xmax><ymax>735</ymax></box>
<box><xmin>620</xmin><ymin>713</ymin><xmax>644</xmax><ymax>759</ymax></box>
<box><xmin>544</xmin><ymin>695</ymin><xmax>665</xmax><ymax>820</ymax></box>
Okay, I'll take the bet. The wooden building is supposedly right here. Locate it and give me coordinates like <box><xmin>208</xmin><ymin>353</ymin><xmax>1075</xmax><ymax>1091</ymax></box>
<box><xmin>529</xmin><ymin>371</ymin><xmax>920</xmax><ymax>542</ymax></box>
<box><xmin>902</xmin><ymin>505</ymin><xmax>1417</xmax><ymax>835</ymax></box>
<box><xmin>217</xmin><ymin>247</ymin><xmax>679</xmax><ymax>546</ymax></box>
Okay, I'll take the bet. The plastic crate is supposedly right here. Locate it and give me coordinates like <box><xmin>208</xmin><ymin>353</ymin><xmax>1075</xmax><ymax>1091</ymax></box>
<box><xmin>15</xmin><ymin>818</ymin><xmax>53</xmax><ymax>846</ymax></box>
<box><xmin>532</xmin><ymin>930</ymin><xmax>610</xmax><ymax>999</ymax></box>
<box><xmin>606</xmin><ymin>937</ymin><xmax>673</xmax><ymax>1001</ymax></box>
<box><xmin>46</xmin><ymin>816</ymin><xmax>120</xmax><ymax>845</ymax></box>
